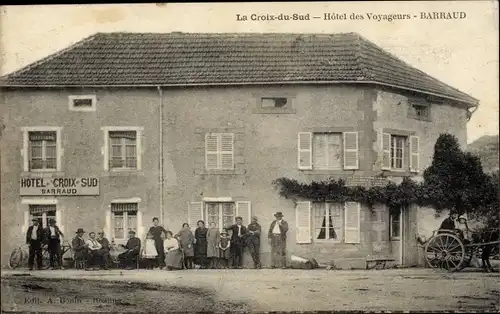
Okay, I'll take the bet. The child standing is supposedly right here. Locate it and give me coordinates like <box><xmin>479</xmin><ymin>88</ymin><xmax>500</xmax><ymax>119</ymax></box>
<box><xmin>218</xmin><ymin>231</ymin><xmax>231</xmax><ymax>269</ymax></box>
<box><xmin>141</xmin><ymin>232</ymin><xmax>158</xmax><ymax>270</ymax></box>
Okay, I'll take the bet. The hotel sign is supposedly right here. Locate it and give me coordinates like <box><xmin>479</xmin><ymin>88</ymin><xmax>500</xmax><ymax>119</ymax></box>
<box><xmin>20</xmin><ymin>177</ymin><xmax>99</xmax><ymax>196</ymax></box>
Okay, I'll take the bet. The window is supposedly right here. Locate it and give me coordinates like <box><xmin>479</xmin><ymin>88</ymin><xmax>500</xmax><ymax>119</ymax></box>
<box><xmin>111</xmin><ymin>203</ymin><xmax>138</xmax><ymax>240</ymax></box>
<box><xmin>205</xmin><ymin>133</ymin><xmax>234</xmax><ymax>170</ymax></box>
<box><xmin>381</xmin><ymin>132</ymin><xmax>420</xmax><ymax>173</ymax></box>
<box><xmin>391</xmin><ymin>135</ymin><xmax>406</xmax><ymax>170</ymax></box>
<box><xmin>295</xmin><ymin>201</ymin><xmax>360</xmax><ymax>244</ymax></box>
<box><xmin>28</xmin><ymin>131</ymin><xmax>57</xmax><ymax>171</ymax></box>
<box><xmin>68</xmin><ymin>95</ymin><xmax>97</xmax><ymax>112</ymax></box>
<box><xmin>313</xmin><ymin>203</ymin><xmax>343</xmax><ymax>241</ymax></box>
<box><xmin>298</xmin><ymin>132</ymin><xmax>358</xmax><ymax>170</ymax></box>
<box><xmin>206</xmin><ymin>203</ymin><xmax>235</xmax><ymax>230</ymax></box>
<box><xmin>109</xmin><ymin>131</ymin><xmax>137</xmax><ymax>169</ymax></box>
<box><xmin>313</xmin><ymin>133</ymin><xmax>342</xmax><ymax>170</ymax></box>
<box><xmin>390</xmin><ymin>210</ymin><xmax>401</xmax><ymax>240</ymax></box>
<box><xmin>261</xmin><ymin>97</ymin><xmax>288</xmax><ymax>108</ymax></box>
<box><xmin>412</xmin><ymin>104</ymin><xmax>429</xmax><ymax>119</ymax></box>
<box><xmin>29</xmin><ymin>204</ymin><xmax>56</xmax><ymax>228</ymax></box>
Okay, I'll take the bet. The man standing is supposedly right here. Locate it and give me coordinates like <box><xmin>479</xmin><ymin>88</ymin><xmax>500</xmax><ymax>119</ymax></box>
<box><xmin>96</xmin><ymin>231</ymin><xmax>111</xmax><ymax>269</ymax></box>
<box><xmin>26</xmin><ymin>218</ymin><xmax>45</xmax><ymax>270</ymax></box>
<box><xmin>268</xmin><ymin>212</ymin><xmax>288</xmax><ymax>269</ymax></box>
<box><xmin>246</xmin><ymin>216</ymin><xmax>262</xmax><ymax>269</ymax></box>
<box><xmin>45</xmin><ymin>219</ymin><xmax>64</xmax><ymax>269</ymax></box>
<box><xmin>118</xmin><ymin>230</ymin><xmax>141</xmax><ymax>270</ymax></box>
<box><xmin>86</xmin><ymin>232</ymin><xmax>103</xmax><ymax>270</ymax></box>
<box><xmin>72</xmin><ymin>228</ymin><xmax>88</xmax><ymax>269</ymax></box>
<box><xmin>148</xmin><ymin>217</ymin><xmax>168</xmax><ymax>269</ymax></box>
<box><xmin>225</xmin><ymin>216</ymin><xmax>247</xmax><ymax>269</ymax></box>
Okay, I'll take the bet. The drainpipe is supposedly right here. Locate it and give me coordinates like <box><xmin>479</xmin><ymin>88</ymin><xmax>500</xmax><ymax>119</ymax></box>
<box><xmin>157</xmin><ymin>86</ymin><xmax>164</xmax><ymax>225</ymax></box>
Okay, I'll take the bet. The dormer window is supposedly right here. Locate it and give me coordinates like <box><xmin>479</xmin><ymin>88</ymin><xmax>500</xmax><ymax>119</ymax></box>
<box><xmin>408</xmin><ymin>98</ymin><xmax>431</xmax><ymax>121</ymax></box>
<box><xmin>69</xmin><ymin>95</ymin><xmax>97</xmax><ymax>112</ymax></box>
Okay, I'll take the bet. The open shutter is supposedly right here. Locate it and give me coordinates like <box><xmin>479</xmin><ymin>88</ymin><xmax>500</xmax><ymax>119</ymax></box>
<box><xmin>343</xmin><ymin>132</ymin><xmax>359</xmax><ymax>170</ymax></box>
<box><xmin>188</xmin><ymin>202</ymin><xmax>203</xmax><ymax>231</ymax></box>
<box><xmin>220</xmin><ymin>133</ymin><xmax>234</xmax><ymax>170</ymax></box>
<box><xmin>344</xmin><ymin>202</ymin><xmax>360</xmax><ymax>244</ymax></box>
<box><xmin>298</xmin><ymin>132</ymin><xmax>312</xmax><ymax>170</ymax></box>
<box><xmin>236</xmin><ymin>201</ymin><xmax>251</xmax><ymax>226</ymax></box>
<box><xmin>381</xmin><ymin>132</ymin><xmax>391</xmax><ymax>170</ymax></box>
<box><xmin>409</xmin><ymin>136</ymin><xmax>420</xmax><ymax>173</ymax></box>
<box><xmin>205</xmin><ymin>134</ymin><xmax>219</xmax><ymax>170</ymax></box>
<box><xmin>296</xmin><ymin>201</ymin><xmax>311</xmax><ymax>243</ymax></box>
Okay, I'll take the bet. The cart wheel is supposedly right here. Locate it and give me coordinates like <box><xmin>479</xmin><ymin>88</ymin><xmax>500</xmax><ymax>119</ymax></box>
<box><xmin>8</xmin><ymin>247</ymin><xmax>24</xmax><ymax>269</ymax></box>
<box><xmin>425</xmin><ymin>233</ymin><xmax>465</xmax><ymax>272</ymax></box>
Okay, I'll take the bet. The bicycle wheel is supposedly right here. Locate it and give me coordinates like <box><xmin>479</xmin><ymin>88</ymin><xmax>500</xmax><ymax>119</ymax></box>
<box><xmin>41</xmin><ymin>248</ymin><xmax>51</xmax><ymax>269</ymax></box>
<box><xmin>8</xmin><ymin>247</ymin><xmax>24</xmax><ymax>269</ymax></box>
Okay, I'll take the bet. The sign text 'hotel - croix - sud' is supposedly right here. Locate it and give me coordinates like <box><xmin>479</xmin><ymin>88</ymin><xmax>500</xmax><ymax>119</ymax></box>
<box><xmin>20</xmin><ymin>177</ymin><xmax>99</xmax><ymax>196</ymax></box>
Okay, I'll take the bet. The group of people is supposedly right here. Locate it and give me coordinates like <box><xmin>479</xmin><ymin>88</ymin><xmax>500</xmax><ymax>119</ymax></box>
<box><xmin>25</xmin><ymin>212</ymin><xmax>291</xmax><ymax>270</ymax></box>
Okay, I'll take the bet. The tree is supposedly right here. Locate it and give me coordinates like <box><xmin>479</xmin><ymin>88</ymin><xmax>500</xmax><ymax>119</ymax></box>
<box><xmin>423</xmin><ymin>134</ymin><xmax>489</xmax><ymax>215</ymax></box>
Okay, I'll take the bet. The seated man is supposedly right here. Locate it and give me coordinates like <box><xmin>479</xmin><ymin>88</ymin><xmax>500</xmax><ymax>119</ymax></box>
<box><xmin>72</xmin><ymin>228</ymin><xmax>88</xmax><ymax>269</ymax></box>
<box><xmin>438</xmin><ymin>211</ymin><xmax>458</xmax><ymax>234</ymax></box>
<box><xmin>86</xmin><ymin>232</ymin><xmax>103</xmax><ymax>270</ymax></box>
<box><xmin>118</xmin><ymin>230</ymin><xmax>141</xmax><ymax>270</ymax></box>
<box><xmin>96</xmin><ymin>231</ymin><xmax>111</xmax><ymax>269</ymax></box>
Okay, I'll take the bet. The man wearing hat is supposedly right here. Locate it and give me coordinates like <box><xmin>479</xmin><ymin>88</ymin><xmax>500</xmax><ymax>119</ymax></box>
<box><xmin>26</xmin><ymin>218</ymin><xmax>45</xmax><ymax>270</ymax></box>
<box><xmin>246</xmin><ymin>216</ymin><xmax>262</xmax><ymax>269</ymax></box>
<box><xmin>72</xmin><ymin>228</ymin><xmax>89</xmax><ymax>269</ymax></box>
<box><xmin>44</xmin><ymin>219</ymin><xmax>64</xmax><ymax>269</ymax></box>
<box><xmin>225</xmin><ymin>216</ymin><xmax>247</xmax><ymax>269</ymax></box>
<box><xmin>118</xmin><ymin>230</ymin><xmax>141</xmax><ymax>270</ymax></box>
<box><xmin>267</xmin><ymin>212</ymin><xmax>289</xmax><ymax>269</ymax></box>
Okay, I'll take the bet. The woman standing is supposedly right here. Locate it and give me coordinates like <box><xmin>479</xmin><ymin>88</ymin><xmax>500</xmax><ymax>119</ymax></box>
<box><xmin>194</xmin><ymin>220</ymin><xmax>208</xmax><ymax>268</ymax></box>
<box><xmin>206</xmin><ymin>222</ymin><xmax>220</xmax><ymax>269</ymax></box>
<box><xmin>176</xmin><ymin>223</ymin><xmax>195</xmax><ymax>269</ymax></box>
<box><xmin>148</xmin><ymin>217</ymin><xmax>168</xmax><ymax>269</ymax></box>
<box><xmin>164</xmin><ymin>231</ymin><xmax>183</xmax><ymax>270</ymax></box>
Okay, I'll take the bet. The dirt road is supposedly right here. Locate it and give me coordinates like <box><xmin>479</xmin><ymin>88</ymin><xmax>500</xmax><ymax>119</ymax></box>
<box><xmin>2</xmin><ymin>268</ymin><xmax>499</xmax><ymax>312</ymax></box>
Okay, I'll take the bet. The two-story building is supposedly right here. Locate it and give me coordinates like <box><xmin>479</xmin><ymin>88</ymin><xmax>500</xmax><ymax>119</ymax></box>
<box><xmin>0</xmin><ymin>32</ymin><xmax>479</xmax><ymax>268</ymax></box>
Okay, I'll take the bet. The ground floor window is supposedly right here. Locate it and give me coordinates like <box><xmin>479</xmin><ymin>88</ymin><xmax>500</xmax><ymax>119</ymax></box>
<box><xmin>390</xmin><ymin>210</ymin><xmax>401</xmax><ymax>240</ymax></box>
<box><xmin>206</xmin><ymin>203</ymin><xmax>235</xmax><ymax>230</ymax></box>
<box><xmin>312</xmin><ymin>202</ymin><xmax>343</xmax><ymax>241</ymax></box>
<box><xmin>111</xmin><ymin>203</ymin><xmax>138</xmax><ymax>240</ymax></box>
<box><xmin>29</xmin><ymin>204</ymin><xmax>56</xmax><ymax>228</ymax></box>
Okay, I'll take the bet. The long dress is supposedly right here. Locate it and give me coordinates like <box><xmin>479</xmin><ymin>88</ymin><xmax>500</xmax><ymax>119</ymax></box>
<box><xmin>164</xmin><ymin>238</ymin><xmax>183</xmax><ymax>270</ymax></box>
<box><xmin>194</xmin><ymin>227</ymin><xmax>208</xmax><ymax>265</ymax></box>
<box><xmin>177</xmin><ymin>228</ymin><xmax>195</xmax><ymax>257</ymax></box>
<box><xmin>207</xmin><ymin>228</ymin><xmax>220</xmax><ymax>258</ymax></box>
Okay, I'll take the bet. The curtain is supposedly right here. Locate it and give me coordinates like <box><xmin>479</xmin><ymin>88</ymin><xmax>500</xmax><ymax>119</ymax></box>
<box><xmin>111</xmin><ymin>203</ymin><xmax>138</xmax><ymax>213</ymax></box>
<box><xmin>29</xmin><ymin>131</ymin><xmax>56</xmax><ymax>141</ymax></box>
<box><xmin>109</xmin><ymin>131</ymin><xmax>136</xmax><ymax>140</ymax></box>
<box><xmin>317</xmin><ymin>215</ymin><xmax>337</xmax><ymax>239</ymax></box>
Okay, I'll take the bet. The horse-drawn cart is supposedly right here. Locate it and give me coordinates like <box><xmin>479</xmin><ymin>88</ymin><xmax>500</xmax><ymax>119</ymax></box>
<box><xmin>423</xmin><ymin>228</ymin><xmax>499</xmax><ymax>272</ymax></box>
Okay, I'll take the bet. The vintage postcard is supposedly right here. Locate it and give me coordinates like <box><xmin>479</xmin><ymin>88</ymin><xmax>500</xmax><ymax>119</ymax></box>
<box><xmin>0</xmin><ymin>1</ymin><xmax>498</xmax><ymax>313</ymax></box>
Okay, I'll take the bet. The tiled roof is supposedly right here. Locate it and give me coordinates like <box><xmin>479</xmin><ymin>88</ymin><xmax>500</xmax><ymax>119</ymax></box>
<box><xmin>0</xmin><ymin>32</ymin><xmax>477</xmax><ymax>105</ymax></box>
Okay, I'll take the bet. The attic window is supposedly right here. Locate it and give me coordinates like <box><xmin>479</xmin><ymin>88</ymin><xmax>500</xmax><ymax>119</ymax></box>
<box><xmin>261</xmin><ymin>97</ymin><xmax>288</xmax><ymax>108</ymax></box>
<box><xmin>69</xmin><ymin>95</ymin><xmax>97</xmax><ymax>112</ymax></box>
<box><xmin>408</xmin><ymin>99</ymin><xmax>431</xmax><ymax>121</ymax></box>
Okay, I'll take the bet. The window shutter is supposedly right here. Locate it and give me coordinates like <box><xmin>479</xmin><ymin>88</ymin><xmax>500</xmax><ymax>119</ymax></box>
<box><xmin>381</xmin><ymin>132</ymin><xmax>391</xmax><ymax>170</ymax></box>
<box><xmin>205</xmin><ymin>134</ymin><xmax>219</xmax><ymax>170</ymax></box>
<box><xmin>236</xmin><ymin>201</ymin><xmax>251</xmax><ymax>226</ymax></box>
<box><xmin>298</xmin><ymin>132</ymin><xmax>312</xmax><ymax>170</ymax></box>
<box><xmin>188</xmin><ymin>202</ymin><xmax>204</xmax><ymax>231</ymax></box>
<box><xmin>295</xmin><ymin>201</ymin><xmax>311</xmax><ymax>244</ymax></box>
<box><xmin>344</xmin><ymin>202</ymin><xmax>361</xmax><ymax>244</ymax></box>
<box><xmin>409</xmin><ymin>135</ymin><xmax>420</xmax><ymax>173</ymax></box>
<box><xmin>220</xmin><ymin>133</ymin><xmax>234</xmax><ymax>170</ymax></box>
<box><xmin>343</xmin><ymin>132</ymin><xmax>359</xmax><ymax>170</ymax></box>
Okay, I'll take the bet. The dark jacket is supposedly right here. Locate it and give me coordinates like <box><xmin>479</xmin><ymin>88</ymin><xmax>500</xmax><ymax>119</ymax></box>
<box><xmin>123</xmin><ymin>237</ymin><xmax>141</xmax><ymax>253</ymax></box>
<box><xmin>44</xmin><ymin>226</ymin><xmax>64</xmax><ymax>243</ymax></box>
<box><xmin>246</xmin><ymin>222</ymin><xmax>262</xmax><ymax>245</ymax></box>
<box><xmin>97</xmin><ymin>237</ymin><xmax>110</xmax><ymax>252</ymax></box>
<box><xmin>268</xmin><ymin>220</ymin><xmax>289</xmax><ymax>241</ymax></box>
<box><xmin>72</xmin><ymin>236</ymin><xmax>87</xmax><ymax>260</ymax></box>
<box><xmin>26</xmin><ymin>225</ymin><xmax>45</xmax><ymax>244</ymax></box>
<box><xmin>439</xmin><ymin>217</ymin><xmax>457</xmax><ymax>232</ymax></box>
<box><xmin>225</xmin><ymin>224</ymin><xmax>247</xmax><ymax>246</ymax></box>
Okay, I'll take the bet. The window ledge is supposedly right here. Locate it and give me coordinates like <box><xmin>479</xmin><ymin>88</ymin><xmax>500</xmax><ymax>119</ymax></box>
<box><xmin>408</xmin><ymin>113</ymin><xmax>432</xmax><ymax>122</ymax></box>
<box><xmin>195</xmin><ymin>169</ymin><xmax>246</xmax><ymax>175</ymax></box>
<box><xmin>102</xmin><ymin>170</ymin><xmax>145</xmax><ymax>177</ymax></box>
<box><xmin>21</xmin><ymin>171</ymin><xmax>65</xmax><ymax>177</ymax></box>
<box><xmin>252</xmin><ymin>108</ymin><xmax>296</xmax><ymax>114</ymax></box>
<box><xmin>382</xmin><ymin>170</ymin><xmax>418</xmax><ymax>177</ymax></box>
<box><xmin>390</xmin><ymin>237</ymin><xmax>401</xmax><ymax>241</ymax></box>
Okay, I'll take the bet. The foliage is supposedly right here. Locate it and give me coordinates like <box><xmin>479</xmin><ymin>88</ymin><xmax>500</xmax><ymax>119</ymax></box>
<box><xmin>273</xmin><ymin>133</ymin><xmax>499</xmax><ymax>219</ymax></box>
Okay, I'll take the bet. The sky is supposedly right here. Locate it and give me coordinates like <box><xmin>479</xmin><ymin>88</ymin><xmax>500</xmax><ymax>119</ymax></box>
<box><xmin>0</xmin><ymin>2</ymin><xmax>498</xmax><ymax>143</ymax></box>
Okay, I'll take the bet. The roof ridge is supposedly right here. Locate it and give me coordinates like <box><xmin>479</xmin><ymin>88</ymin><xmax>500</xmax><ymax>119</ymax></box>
<box><xmin>357</xmin><ymin>35</ymin><xmax>478</xmax><ymax>103</ymax></box>
<box><xmin>0</xmin><ymin>33</ymin><xmax>101</xmax><ymax>81</ymax></box>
